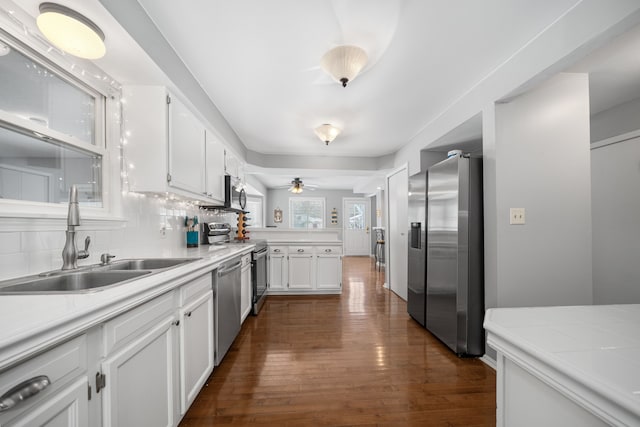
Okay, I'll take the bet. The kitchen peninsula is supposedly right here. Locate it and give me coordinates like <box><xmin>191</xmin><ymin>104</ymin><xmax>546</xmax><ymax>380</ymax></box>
<box><xmin>484</xmin><ymin>304</ymin><xmax>640</xmax><ymax>426</ymax></box>
<box><xmin>249</xmin><ymin>228</ymin><xmax>343</xmax><ymax>294</ymax></box>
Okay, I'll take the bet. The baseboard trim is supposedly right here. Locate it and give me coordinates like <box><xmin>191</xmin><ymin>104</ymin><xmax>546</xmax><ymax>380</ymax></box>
<box><xmin>480</xmin><ymin>354</ymin><xmax>497</xmax><ymax>370</ymax></box>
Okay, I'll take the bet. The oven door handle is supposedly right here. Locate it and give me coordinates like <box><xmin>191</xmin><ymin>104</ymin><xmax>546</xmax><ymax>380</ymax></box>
<box><xmin>255</xmin><ymin>249</ymin><xmax>268</xmax><ymax>260</ymax></box>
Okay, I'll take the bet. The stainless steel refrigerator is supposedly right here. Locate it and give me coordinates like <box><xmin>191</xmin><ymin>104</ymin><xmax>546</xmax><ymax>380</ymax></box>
<box><xmin>425</xmin><ymin>154</ymin><xmax>484</xmax><ymax>356</ymax></box>
<box><xmin>407</xmin><ymin>170</ymin><xmax>428</xmax><ymax>326</ymax></box>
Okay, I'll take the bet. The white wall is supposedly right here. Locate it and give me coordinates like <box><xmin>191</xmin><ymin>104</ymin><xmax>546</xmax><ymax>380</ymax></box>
<box><xmin>591</xmin><ymin>135</ymin><xmax>640</xmax><ymax>304</ymax></box>
<box><xmin>491</xmin><ymin>73</ymin><xmax>593</xmax><ymax>308</ymax></box>
<box><xmin>265</xmin><ymin>188</ymin><xmax>359</xmax><ymax>238</ymax></box>
<box><xmin>591</xmin><ymin>96</ymin><xmax>640</xmax><ymax>142</ymax></box>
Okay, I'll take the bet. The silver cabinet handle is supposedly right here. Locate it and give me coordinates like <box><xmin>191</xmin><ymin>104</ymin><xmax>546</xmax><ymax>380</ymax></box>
<box><xmin>297</xmin><ymin>249</ymin><xmax>304</xmax><ymax>253</ymax></box>
<box><xmin>273</xmin><ymin>249</ymin><xmax>281</xmax><ymax>253</ymax></box>
<box><xmin>186</xmin><ymin>311</ymin><xmax>192</xmax><ymax>317</ymax></box>
<box><xmin>324</xmin><ymin>249</ymin><xmax>331</xmax><ymax>253</ymax></box>
<box><xmin>0</xmin><ymin>375</ymin><xmax>51</xmax><ymax>412</ymax></box>
<box><xmin>172</xmin><ymin>320</ymin><xmax>180</xmax><ymax>326</ymax></box>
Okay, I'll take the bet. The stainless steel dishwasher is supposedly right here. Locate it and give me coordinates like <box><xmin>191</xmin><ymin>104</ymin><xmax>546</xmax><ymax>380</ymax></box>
<box><xmin>214</xmin><ymin>256</ymin><xmax>242</xmax><ymax>365</ymax></box>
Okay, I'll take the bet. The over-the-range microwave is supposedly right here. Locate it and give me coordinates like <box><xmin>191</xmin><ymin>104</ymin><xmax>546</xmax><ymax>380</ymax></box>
<box><xmin>224</xmin><ymin>175</ymin><xmax>247</xmax><ymax>211</ymax></box>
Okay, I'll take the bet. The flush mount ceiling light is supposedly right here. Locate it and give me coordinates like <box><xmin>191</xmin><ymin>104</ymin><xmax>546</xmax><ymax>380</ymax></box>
<box><xmin>37</xmin><ymin>3</ymin><xmax>106</xmax><ymax>59</ymax></box>
<box><xmin>320</xmin><ymin>45</ymin><xmax>368</xmax><ymax>87</ymax></box>
<box><xmin>314</xmin><ymin>124</ymin><xmax>341</xmax><ymax>146</ymax></box>
<box><xmin>289</xmin><ymin>178</ymin><xmax>304</xmax><ymax>194</ymax></box>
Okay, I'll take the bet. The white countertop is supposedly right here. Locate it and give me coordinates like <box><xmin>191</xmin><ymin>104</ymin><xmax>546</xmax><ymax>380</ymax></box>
<box><xmin>0</xmin><ymin>243</ymin><xmax>253</xmax><ymax>371</ymax></box>
<box><xmin>484</xmin><ymin>304</ymin><xmax>640</xmax><ymax>425</ymax></box>
<box><xmin>265</xmin><ymin>239</ymin><xmax>342</xmax><ymax>244</ymax></box>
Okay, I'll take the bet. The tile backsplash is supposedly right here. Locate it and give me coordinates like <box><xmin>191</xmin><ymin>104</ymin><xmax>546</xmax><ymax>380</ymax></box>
<box><xmin>0</xmin><ymin>194</ymin><xmax>236</xmax><ymax>281</ymax></box>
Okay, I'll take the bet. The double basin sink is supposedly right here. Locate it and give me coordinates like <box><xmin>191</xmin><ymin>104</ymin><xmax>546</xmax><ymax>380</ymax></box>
<box><xmin>0</xmin><ymin>258</ymin><xmax>198</xmax><ymax>294</ymax></box>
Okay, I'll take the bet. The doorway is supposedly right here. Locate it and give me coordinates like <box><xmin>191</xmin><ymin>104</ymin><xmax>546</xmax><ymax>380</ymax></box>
<box><xmin>386</xmin><ymin>166</ymin><xmax>408</xmax><ymax>300</ymax></box>
<box><xmin>342</xmin><ymin>197</ymin><xmax>371</xmax><ymax>256</ymax></box>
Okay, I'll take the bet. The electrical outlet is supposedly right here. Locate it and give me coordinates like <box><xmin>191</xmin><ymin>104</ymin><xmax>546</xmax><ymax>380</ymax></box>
<box><xmin>160</xmin><ymin>226</ymin><xmax>167</xmax><ymax>238</ymax></box>
<box><xmin>510</xmin><ymin>208</ymin><xmax>525</xmax><ymax>225</ymax></box>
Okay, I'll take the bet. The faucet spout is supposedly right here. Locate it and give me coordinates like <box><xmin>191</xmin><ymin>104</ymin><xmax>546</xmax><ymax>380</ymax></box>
<box><xmin>61</xmin><ymin>185</ymin><xmax>89</xmax><ymax>270</ymax></box>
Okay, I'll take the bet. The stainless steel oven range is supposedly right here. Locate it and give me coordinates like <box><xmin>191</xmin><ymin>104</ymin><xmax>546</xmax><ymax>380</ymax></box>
<box><xmin>251</xmin><ymin>240</ymin><xmax>268</xmax><ymax>315</ymax></box>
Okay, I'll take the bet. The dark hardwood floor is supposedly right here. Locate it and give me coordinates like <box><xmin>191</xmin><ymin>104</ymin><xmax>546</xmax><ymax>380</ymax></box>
<box><xmin>180</xmin><ymin>257</ymin><xmax>496</xmax><ymax>426</ymax></box>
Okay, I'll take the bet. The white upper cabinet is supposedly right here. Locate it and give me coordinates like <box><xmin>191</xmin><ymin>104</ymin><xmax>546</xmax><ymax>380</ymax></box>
<box><xmin>168</xmin><ymin>95</ymin><xmax>205</xmax><ymax>195</ymax></box>
<box><xmin>123</xmin><ymin>86</ymin><xmax>227</xmax><ymax>203</ymax></box>
<box><xmin>205</xmin><ymin>130</ymin><xmax>225</xmax><ymax>203</ymax></box>
<box><xmin>224</xmin><ymin>149</ymin><xmax>244</xmax><ymax>182</ymax></box>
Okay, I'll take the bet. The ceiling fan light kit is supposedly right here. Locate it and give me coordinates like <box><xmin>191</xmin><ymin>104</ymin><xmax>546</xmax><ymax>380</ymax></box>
<box><xmin>289</xmin><ymin>177</ymin><xmax>304</xmax><ymax>194</ymax></box>
<box><xmin>320</xmin><ymin>45</ymin><xmax>368</xmax><ymax>88</ymax></box>
<box><xmin>314</xmin><ymin>123</ymin><xmax>341</xmax><ymax>146</ymax></box>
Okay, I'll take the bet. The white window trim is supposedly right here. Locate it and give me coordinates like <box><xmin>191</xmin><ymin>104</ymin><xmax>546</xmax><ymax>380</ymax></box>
<box><xmin>0</xmin><ymin>27</ymin><xmax>123</xmax><ymax>225</ymax></box>
<box><xmin>289</xmin><ymin>197</ymin><xmax>326</xmax><ymax>229</ymax></box>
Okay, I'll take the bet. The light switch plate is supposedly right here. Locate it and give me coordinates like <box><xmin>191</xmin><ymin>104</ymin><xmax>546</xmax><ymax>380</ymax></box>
<box><xmin>510</xmin><ymin>208</ymin><xmax>525</xmax><ymax>225</ymax></box>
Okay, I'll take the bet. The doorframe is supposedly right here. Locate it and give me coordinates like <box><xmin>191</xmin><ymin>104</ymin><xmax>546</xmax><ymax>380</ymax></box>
<box><xmin>342</xmin><ymin>197</ymin><xmax>371</xmax><ymax>256</ymax></box>
<box><xmin>385</xmin><ymin>163</ymin><xmax>408</xmax><ymax>291</ymax></box>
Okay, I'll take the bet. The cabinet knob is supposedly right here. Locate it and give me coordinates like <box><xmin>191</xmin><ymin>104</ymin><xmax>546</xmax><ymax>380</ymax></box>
<box><xmin>186</xmin><ymin>311</ymin><xmax>192</xmax><ymax>317</ymax></box>
<box><xmin>297</xmin><ymin>249</ymin><xmax>304</xmax><ymax>253</ymax></box>
<box><xmin>325</xmin><ymin>249</ymin><xmax>331</xmax><ymax>252</ymax></box>
<box><xmin>172</xmin><ymin>320</ymin><xmax>180</xmax><ymax>326</ymax></box>
<box><xmin>274</xmin><ymin>249</ymin><xmax>281</xmax><ymax>253</ymax></box>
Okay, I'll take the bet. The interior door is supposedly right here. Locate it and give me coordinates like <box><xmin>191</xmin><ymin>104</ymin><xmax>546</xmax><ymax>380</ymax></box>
<box><xmin>387</xmin><ymin>167</ymin><xmax>408</xmax><ymax>300</ymax></box>
<box><xmin>343</xmin><ymin>198</ymin><xmax>371</xmax><ymax>256</ymax></box>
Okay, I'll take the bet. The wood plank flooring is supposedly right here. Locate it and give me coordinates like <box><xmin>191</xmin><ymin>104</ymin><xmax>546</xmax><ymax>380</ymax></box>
<box><xmin>180</xmin><ymin>257</ymin><xmax>496</xmax><ymax>426</ymax></box>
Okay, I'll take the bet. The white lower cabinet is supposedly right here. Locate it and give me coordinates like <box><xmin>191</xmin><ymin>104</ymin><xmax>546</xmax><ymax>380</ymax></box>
<box><xmin>101</xmin><ymin>316</ymin><xmax>177</xmax><ymax>427</ymax></box>
<box><xmin>240</xmin><ymin>254</ymin><xmax>252</xmax><ymax>322</ymax></box>
<box><xmin>1</xmin><ymin>272</ymin><xmax>217</xmax><ymax>427</ymax></box>
<box><xmin>0</xmin><ymin>335</ymin><xmax>89</xmax><ymax>427</ymax></box>
<box><xmin>267</xmin><ymin>244</ymin><xmax>342</xmax><ymax>294</ymax></box>
<box><xmin>288</xmin><ymin>249</ymin><xmax>314</xmax><ymax>290</ymax></box>
<box><xmin>179</xmin><ymin>290</ymin><xmax>214</xmax><ymax>415</ymax></box>
<box><xmin>268</xmin><ymin>247</ymin><xmax>287</xmax><ymax>291</ymax></box>
<box><xmin>316</xmin><ymin>254</ymin><xmax>342</xmax><ymax>290</ymax></box>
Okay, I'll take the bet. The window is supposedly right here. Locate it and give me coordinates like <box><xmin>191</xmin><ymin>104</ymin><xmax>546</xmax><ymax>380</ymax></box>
<box><xmin>245</xmin><ymin>196</ymin><xmax>263</xmax><ymax>228</ymax></box>
<box><xmin>289</xmin><ymin>197</ymin><xmax>325</xmax><ymax>229</ymax></box>
<box><xmin>0</xmin><ymin>35</ymin><xmax>105</xmax><ymax>206</ymax></box>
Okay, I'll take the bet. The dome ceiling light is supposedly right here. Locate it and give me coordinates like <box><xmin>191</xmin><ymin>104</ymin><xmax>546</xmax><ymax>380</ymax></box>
<box><xmin>37</xmin><ymin>3</ymin><xmax>106</xmax><ymax>59</ymax></box>
<box><xmin>314</xmin><ymin>124</ymin><xmax>341</xmax><ymax>146</ymax></box>
<box><xmin>320</xmin><ymin>45</ymin><xmax>368</xmax><ymax>87</ymax></box>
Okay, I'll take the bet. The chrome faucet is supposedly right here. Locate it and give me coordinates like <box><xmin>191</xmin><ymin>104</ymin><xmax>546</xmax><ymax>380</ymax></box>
<box><xmin>61</xmin><ymin>185</ymin><xmax>90</xmax><ymax>270</ymax></box>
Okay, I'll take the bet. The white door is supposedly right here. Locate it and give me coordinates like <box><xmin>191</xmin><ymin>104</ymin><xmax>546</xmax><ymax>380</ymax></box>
<box><xmin>387</xmin><ymin>167</ymin><xmax>408</xmax><ymax>300</ymax></box>
<box><xmin>343</xmin><ymin>198</ymin><xmax>371</xmax><ymax>256</ymax></box>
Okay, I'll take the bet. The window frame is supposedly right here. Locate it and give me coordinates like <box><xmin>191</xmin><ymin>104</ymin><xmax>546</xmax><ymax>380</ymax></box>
<box><xmin>289</xmin><ymin>197</ymin><xmax>326</xmax><ymax>229</ymax></box>
<box><xmin>0</xmin><ymin>28</ymin><xmax>116</xmax><ymax>223</ymax></box>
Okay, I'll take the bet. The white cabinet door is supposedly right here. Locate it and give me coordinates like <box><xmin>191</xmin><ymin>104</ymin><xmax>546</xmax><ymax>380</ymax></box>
<box><xmin>205</xmin><ymin>130</ymin><xmax>225</xmax><ymax>202</ymax></box>
<box><xmin>4</xmin><ymin>377</ymin><xmax>89</xmax><ymax>427</ymax></box>
<box><xmin>101</xmin><ymin>316</ymin><xmax>177</xmax><ymax>427</ymax></box>
<box><xmin>268</xmin><ymin>254</ymin><xmax>287</xmax><ymax>291</ymax></box>
<box><xmin>179</xmin><ymin>291</ymin><xmax>214</xmax><ymax>415</ymax></box>
<box><xmin>241</xmin><ymin>262</ymin><xmax>252</xmax><ymax>322</ymax></box>
<box><xmin>168</xmin><ymin>95</ymin><xmax>206</xmax><ymax>195</ymax></box>
<box><xmin>288</xmin><ymin>254</ymin><xmax>314</xmax><ymax>290</ymax></box>
<box><xmin>316</xmin><ymin>255</ymin><xmax>342</xmax><ymax>290</ymax></box>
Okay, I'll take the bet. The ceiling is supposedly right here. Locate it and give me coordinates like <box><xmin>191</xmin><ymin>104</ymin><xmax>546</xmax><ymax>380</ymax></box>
<box><xmin>135</xmin><ymin>0</ymin><xmax>579</xmax><ymax>159</ymax></box>
<box><xmin>11</xmin><ymin>0</ymin><xmax>640</xmax><ymax>191</ymax></box>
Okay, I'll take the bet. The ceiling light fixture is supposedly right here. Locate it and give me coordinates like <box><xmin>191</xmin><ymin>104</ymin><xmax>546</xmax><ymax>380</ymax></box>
<box><xmin>314</xmin><ymin>124</ymin><xmax>341</xmax><ymax>146</ymax></box>
<box><xmin>320</xmin><ymin>45</ymin><xmax>368</xmax><ymax>87</ymax></box>
<box><xmin>37</xmin><ymin>3</ymin><xmax>106</xmax><ymax>59</ymax></box>
<box><xmin>289</xmin><ymin>178</ymin><xmax>304</xmax><ymax>194</ymax></box>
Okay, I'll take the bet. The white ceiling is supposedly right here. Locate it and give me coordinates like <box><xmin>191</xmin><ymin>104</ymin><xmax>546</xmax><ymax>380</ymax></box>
<box><xmin>135</xmin><ymin>0</ymin><xmax>579</xmax><ymax>158</ymax></box>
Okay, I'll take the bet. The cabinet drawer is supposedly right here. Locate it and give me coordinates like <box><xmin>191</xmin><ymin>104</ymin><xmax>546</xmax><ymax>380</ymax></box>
<box><xmin>269</xmin><ymin>246</ymin><xmax>288</xmax><ymax>255</ymax></box>
<box><xmin>180</xmin><ymin>273</ymin><xmax>213</xmax><ymax>306</ymax></box>
<box><xmin>0</xmin><ymin>335</ymin><xmax>86</xmax><ymax>420</ymax></box>
<box><xmin>316</xmin><ymin>245</ymin><xmax>342</xmax><ymax>255</ymax></box>
<box><xmin>103</xmin><ymin>292</ymin><xmax>175</xmax><ymax>354</ymax></box>
<box><xmin>289</xmin><ymin>246</ymin><xmax>313</xmax><ymax>254</ymax></box>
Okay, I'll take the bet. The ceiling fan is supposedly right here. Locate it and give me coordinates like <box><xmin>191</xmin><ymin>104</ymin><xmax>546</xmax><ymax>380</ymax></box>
<box><xmin>276</xmin><ymin>177</ymin><xmax>317</xmax><ymax>193</ymax></box>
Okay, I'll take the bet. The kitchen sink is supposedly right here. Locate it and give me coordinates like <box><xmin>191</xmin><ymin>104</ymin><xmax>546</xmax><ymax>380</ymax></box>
<box><xmin>0</xmin><ymin>270</ymin><xmax>152</xmax><ymax>294</ymax></box>
<box><xmin>103</xmin><ymin>258</ymin><xmax>196</xmax><ymax>271</ymax></box>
